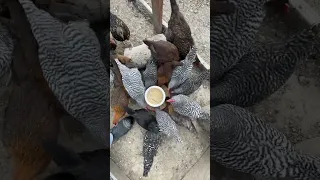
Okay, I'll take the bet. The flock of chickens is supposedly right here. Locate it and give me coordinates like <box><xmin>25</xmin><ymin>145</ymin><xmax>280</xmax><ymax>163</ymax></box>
<box><xmin>0</xmin><ymin>0</ymin><xmax>319</xmax><ymax>179</ymax></box>
<box><xmin>0</xmin><ymin>0</ymin><xmax>109</xmax><ymax>179</ymax></box>
<box><xmin>110</xmin><ymin>0</ymin><xmax>211</xmax><ymax>177</ymax></box>
<box><xmin>211</xmin><ymin>0</ymin><xmax>320</xmax><ymax>180</ymax></box>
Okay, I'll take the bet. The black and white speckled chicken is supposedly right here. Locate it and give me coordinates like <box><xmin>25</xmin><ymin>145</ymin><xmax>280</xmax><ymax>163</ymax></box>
<box><xmin>167</xmin><ymin>94</ymin><xmax>209</xmax><ymax>121</ymax></box>
<box><xmin>142</xmin><ymin>127</ymin><xmax>163</xmax><ymax>177</ymax></box>
<box><xmin>143</xmin><ymin>57</ymin><xmax>158</xmax><ymax>89</ymax></box>
<box><xmin>18</xmin><ymin>0</ymin><xmax>109</xmax><ymax>146</ymax></box>
<box><xmin>155</xmin><ymin>109</ymin><xmax>181</xmax><ymax>142</ymax></box>
<box><xmin>110</xmin><ymin>12</ymin><xmax>130</xmax><ymax>41</ymax></box>
<box><xmin>171</xmin><ymin>68</ymin><xmax>209</xmax><ymax>96</ymax></box>
<box><xmin>211</xmin><ymin>0</ymin><xmax>271</xmax><ymax>83</ymax></box>
<box><xmin>211</xmin><ymin>24</ymin><xmax>320</xmax><ymax>107</ymax></box>
<box><xmin>168</xmin><ymin>46</ymin><xmax>197</xmax><ymax>90</ymax></box>
<box><xmin>211</xmin><ymin>104</ymin><xmax>320</xmax><ymax>180</ymax></box>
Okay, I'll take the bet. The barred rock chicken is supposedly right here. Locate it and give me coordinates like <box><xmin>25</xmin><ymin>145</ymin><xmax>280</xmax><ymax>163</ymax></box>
<box><xmin>124</xmin><ymin>107</ymin><xmax>159</xmax><ymax>133</ymax></box>
<box><xmin>211</xmin><ymin>24</ymin><xmax>320</xmax><ymax>107</ymax></box>
<box><xmin>155</xmin><ymin>109</ymin><xmax>181</xmax><ymax>142</ymax></box>
<box><xmin>143</xmin><ymin>129</ymin><xmax>163</xmax><ymax>177</ymax></box>
<box><xmin>211</xmin><ymin>0</ymin><xmax>269</xmax><ymax>83</ymax></box>
<box><xmin>167</xmin><ymin>94</ymin><xmax>209</xmax><ymax>121</ymax></box>
<box><xmin>42</xmin><ymin>141</ymin><xmax>109</xmax><ymax>180</ymax></box>
<box><xmin>2</xmin><ymin>1</ymin><xmax>63</xmax><ymax>179</ymax></box>
<box><xmin>110</xmin><ymin>58</ymin><xmax>130</xmax><ymax>125</ymax></box>
<box><xmin>171</xmin><ymin>68</ymin><xmax>209</xmax><ymax>95</ymax></box>
<box><xmin>143</xmin><ymin>57</ymin><xmax>157</xmax><ymax>89</ymax></box>
<box><xmin>168</xmin><ymin>46</ymin><xmax>197</xmax><ymax>90</ymax></box>
<box><xmin>18</xmin><ymin>0</ymin><xmax>109</xmax><ymax>146</ymax></box>
<box><xmin>166</xmin><ymin>0</ymin><xmax>199</xmax><ymax>65</ymax></box>
<box><xmin>115</xmin><ymin>59</ymin><xmax>147</xmax><ymax>108</ymax></box>
<box><xmin>0</xmin><ymin>22</ymin><xmax>13</xmax><ymax>80</ymax></box>
<box><xmin>143</xmin><ymin>39</ymin><xmax>180</xmax><ymax>65</ymax></box>
<box><xmin>211</xmin><ymin>104</ymin><xmax>320</xmax><ymax>179</ymax></box>
<box><xmin>110</xmin><ymin>12</ymin><xmax>130</xmax><ymax>41</ymax></box>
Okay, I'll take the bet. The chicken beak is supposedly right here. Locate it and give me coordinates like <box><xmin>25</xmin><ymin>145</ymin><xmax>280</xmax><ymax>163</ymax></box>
<box><xmin>167</xmin><ymin>99</ymin><xmax>175</xmax><ymax>103</ymax></box>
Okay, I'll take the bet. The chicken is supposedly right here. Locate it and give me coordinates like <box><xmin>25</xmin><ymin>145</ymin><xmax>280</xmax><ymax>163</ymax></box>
<box><xmin>167</xmin><ymin>94</ymin><xmax>209</xmax><ymax>121</ymax></box>
<box><xmin>168</xmin><ymin>46</ymin><xmax>197</xmax><ymax>90</ymax></box>
<box><xmin>143</xmin><ymin>39</ymin><xmax>180</xmax><ymax>65</ymax></box>
<box><xmin>143</xmin><ymin>130</ymin><xmax>163</xmax><ymax>177</ymax></box>
<box><xmin>1</xmin><ymin>1</ymin><xmax>63</xmax><ymax>179</ymax></box>
<box><xmin>211</xmin><ymin>0</ymin><xmax>269</xmax><ymax>83</ymax></box>
<box><xmin>124</xmin><ymin>107</ymin><xmax>159</xmax><ymax>133</ymax></box>
<box><xmin>110</xmin><ymin>12</ymin><xmax>130</xmax><ymax>41</ymax></box>
<box><xmin>117</xmin><ymin>54</ymin><xmax>132</xmax><ymax>64</ymax></box>
<box><xmin>33</xmin><ymin>0</ymin><xmax>109</xmax><ymax>23</ymax></box>
<box><xmin>211</xmin><ymin>24</ymin><xmax>320</xmax><ymax>107</ymax></box>
<box><xmin>115</xmin><ymin>58</ymin><xmax>147</xmax><ymax>108</ymax></box>
<box><xmin>171</xmin><ymin>68</ymin><xmax>209</xmax><ymax>96</ymax></box>
<box><xmin>143</xmin><ymin>57</ymin><xmax>157</xmax><ymax>89</ymax></box>
<box><xmin>170</xmin><ymin>111</ymin><xmax>197</xmax><ymax>134</ymax></box>
<box><xmin>155</xmin><ymin>109</ymin><xmax>181</xmax><ymax>142</ymax></box>
<box><xmin>110</xmin><ymin>58</ymin><xmax>130</xmax><ymax>125</ymax></box>
<box><xmin>42</xmin><ymin>141</ymin><xmax>109</xmax><ymax>180</ymax></box>
<box><xmin>0</xmin><ymin>22</ymin><xmax>13</xmax><ymax>81</ymax></box>
<box><xmin>110</xmin><ymin>34</ymin><xmax>117</xmax><ymax>50</ymax></box>
<box><xmin>166</xmin><ymin>0</ymin><xmax>198</xmax><ymax>65</ymax></box>
<box><xmin>211</xmin><ymin>104</ymin><xmax>320</xmax><ymax>179</ymax></box>
<box><xmin>157</xmin><ymin>61</ymin><xmax>182</xmax><ymax>86</ymax></box>
<box><xmin>157</xmin><ymin>73</ymin><xmax>170</xmax><ymax>87</ymax></box>
<box><xmin>18</xmin><ymin>0</ymin><xmax>109</xmax><ymax>147</ymax></box>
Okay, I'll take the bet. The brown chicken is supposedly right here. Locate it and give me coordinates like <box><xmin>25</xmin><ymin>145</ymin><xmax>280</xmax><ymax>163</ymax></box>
<box><xmin>0</xmin><ymin>1</ymin><xmax>64</xmax><ymax>180</ymax></box>
<box><xmin>166</xmin><ymin>0</ymin><xmax>200</xmax><ymax>66</ymax></box>
<box><xmin>157</xmin><ymin>61</ymin><xmax>182</xmax><ymax>86</ymax></box>
<box><xmin>143</xmin><ymin>39</ymin><xmax>180</xmax><ymax>65</ymax></box>
<box><xmin>110</xmin><ymin>57</ymin><xmax>130</xmax><ymax>125</ymax></box>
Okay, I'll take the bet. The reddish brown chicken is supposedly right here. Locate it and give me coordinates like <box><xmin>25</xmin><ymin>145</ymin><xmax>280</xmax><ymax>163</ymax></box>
<box><xmin>143</xmin><ymin>39</ymin><xmax>180</xmax><ymax>65</ymax></box>
<box><xmin>157</xmin><ymin>61</ymin><xmax>182</xmax><ymax>86</ymax></box>
<box><xmin>1</xmin><ymin>1</ymin><xmax>64</xmax><ymax>179</ymax></box>
<box><xmin>110</xmin><ymin>57</ymin><xmax>130</xmax><ymax>125</ymax></box>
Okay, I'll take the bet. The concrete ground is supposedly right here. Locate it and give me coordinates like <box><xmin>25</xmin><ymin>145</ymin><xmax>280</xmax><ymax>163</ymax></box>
<box><xmin>110</xmin><ymin>0</ymin><xmax>210</xmax><ymax>179</ymax></box>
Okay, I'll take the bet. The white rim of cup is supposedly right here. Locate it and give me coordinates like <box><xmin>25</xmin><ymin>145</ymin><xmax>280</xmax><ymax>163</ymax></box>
<box><xmin>144</xmin><ymin>86</ymin><xmax>166</xmax><ymax>108</ymax></box>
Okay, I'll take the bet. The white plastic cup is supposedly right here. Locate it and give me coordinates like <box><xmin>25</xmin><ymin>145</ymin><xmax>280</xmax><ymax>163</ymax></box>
<box><xmin>145</xmin><ymin>86</ymin><xmax>166</xmax><ymax>108</ymax></box>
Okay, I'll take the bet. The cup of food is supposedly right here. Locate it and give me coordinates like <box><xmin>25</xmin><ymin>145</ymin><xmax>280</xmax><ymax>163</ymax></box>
<box><xmin>145</xmin><ymin>86</ymin><xmax>166</xmax><ymax>108</ymax></box>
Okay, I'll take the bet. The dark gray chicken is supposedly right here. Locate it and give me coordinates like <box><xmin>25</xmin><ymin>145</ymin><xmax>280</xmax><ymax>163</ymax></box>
<box><xmin>211</xmin><ymin>104</ymin><xmax>320</xmax><ymax>180</ymax></box>
<box><xmin>18</xmin><ymin>0</ymin><xmax>109</xmax><ymax>147</ymax></box>
<box><xmin>211</xmin><ymin>0</ymin><xmax>269</xmax><ymax>83</ymax></box>
<box><xmin>143</xmin><ymin>129</ymin><xmax>163</xmax><ymax>177</ymax></box>
<box><xmin>211</xmin><ymin>24</ymin><xmax>320</xmax><ymax>107</ymax></box>
<box><xmin>124</xmin><ymin>107</ymin><xmax>160</xmax><ymax>133</ymax></box>
<box><xmin>110</xmin><ymin>12</ymin><xmax>130</xmax><ymax>41</ymax></box>
<box><xmin>0</xmin><ymin>22</ymin><xmax>13</xmax><ymax>80</ymax></box>
<box><xmin>166</xmin><ymin>0</ymin><xmax>199</xmax><ymax>64</ymax></box>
